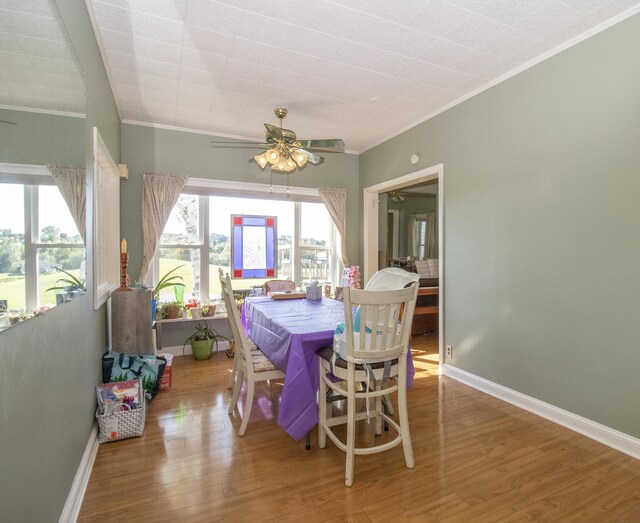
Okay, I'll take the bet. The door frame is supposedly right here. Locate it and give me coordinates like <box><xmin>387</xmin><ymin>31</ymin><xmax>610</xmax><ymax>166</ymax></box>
<box><xmin>388</xmin><ymin>209</ymin><xmax>400</xmax><ymax>259</ymax></box>
<box><xmin>363</xmin><ymin>163</ymin><xmax>444</xmax><ymax>364</ymax></box>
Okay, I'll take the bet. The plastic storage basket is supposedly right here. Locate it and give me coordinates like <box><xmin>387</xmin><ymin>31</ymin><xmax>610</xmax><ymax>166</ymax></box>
<box><xmin>96</xmin><ymin>401</ymin><xmax>146</xmax><ymax>443</ymax></box>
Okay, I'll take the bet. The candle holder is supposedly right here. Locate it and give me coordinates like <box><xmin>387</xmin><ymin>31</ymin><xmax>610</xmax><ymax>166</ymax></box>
<box><xmin>117</xmin><ymin>253</ymin><xmax>131</xmax><ymax>291</ymax></box>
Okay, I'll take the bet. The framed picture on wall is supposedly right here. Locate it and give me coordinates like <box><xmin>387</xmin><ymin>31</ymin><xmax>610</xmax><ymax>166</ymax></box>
<box><xmin>92</xmin><ymin>127</ymin><xmax>120</xmax><ymax>309</ymax></box>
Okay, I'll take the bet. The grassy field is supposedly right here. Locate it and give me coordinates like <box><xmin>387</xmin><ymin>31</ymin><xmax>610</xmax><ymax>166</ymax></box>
<box><xmin>0</xmin><ymin>258</ymin><xmax>278</xmax><ymax>310</ymax></box>
<box><xmin>0</xmin><ymin>270</ymin><xmax>82</xmax><ymax>310</ymax></box>
<box><xmin>158</xmin><ymin>258</ymin><xmax>269</xmax><ymax>302</ymax></box>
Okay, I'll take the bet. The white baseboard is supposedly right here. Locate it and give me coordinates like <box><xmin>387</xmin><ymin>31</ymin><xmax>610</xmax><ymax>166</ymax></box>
<box><xmin>59</xmin><ymin>424</ymin><xmax>99</xmax><ymax>523</ymax></box>
<box><xmin>160</xmin><ymin>340</ymin><xmax>231</xmax><ymax>358</ymax></box>
<box><xmin>442</xmin><ymin>363</ymin><xmax>640</xmax><ymax>460</ymax></box>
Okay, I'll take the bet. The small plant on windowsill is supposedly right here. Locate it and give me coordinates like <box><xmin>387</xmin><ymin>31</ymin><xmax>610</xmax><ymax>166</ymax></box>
<box><xmin>153</xmin><ymin>265</ymin><xmax>186</xmax><ymax>321</ymax></box>
<box><xmin>153</xmin><ymin>265</ymin><xmax>186</xmax><ymax>301</ymax></box>
<box><xmin>201</xmin><ymin>302</ymin><xmax>217</xmax><ymax>317</ymax></box>
<box><xmin>233</xmin><ymin>292</ymin><xmax>245</xmax><ymax>312</ymax></box>
<box><xmin>159</xmin><ymin>301</ymin><xmax>183</xmax><ymax>320</ymax></box>
<box><xmin>46</xmin><ymin>267</ymin><xmax>85</xmax><ymax>293</ymax></box>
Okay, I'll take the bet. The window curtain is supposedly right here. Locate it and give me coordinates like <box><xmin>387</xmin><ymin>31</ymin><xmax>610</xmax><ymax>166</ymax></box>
<box><xmin>408</xmin><ymin>212</ymin><xmax>437</xmax><ymax>258</ymax></box>
<box><xmin>407</xmin><ymin>214</ymin><xmax>418</xmax><ymax>257</ymax></box>
<box><xmin>138</xmin><ymin>172</ymin><xmax>188</xmax><ymax>282</ymax></box>
<box><xmin>46</xmin><ymin>164</ymin><xmax>86</xmax><ymax>243</ymax></box>
<box><xmin>425</xmin><ymin>211</ymin><xmax>438</xmax><ymax>259</ymax></box>
<box><xmin>317</xmin><ymin>187</ymin><xmax>349</xmax><ymax>266</ymax></box>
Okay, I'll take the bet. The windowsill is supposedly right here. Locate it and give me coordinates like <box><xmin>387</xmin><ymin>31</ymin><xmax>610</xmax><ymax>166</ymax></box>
<box><xmin>155</xmin><ymin>313</ymin><xmax>228</xmax><ymax>324</ymax></box>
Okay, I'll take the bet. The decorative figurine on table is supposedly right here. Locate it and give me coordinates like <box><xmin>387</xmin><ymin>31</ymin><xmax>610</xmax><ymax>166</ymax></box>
<box><xmin>116</xmin><ymin>238</ymin><xmax>132</xmax><ymax>291</ymax></box>
<box><xmin>347</xmin><ymin>265</ymin><xmax>361</xmax><ymax>289</ymax></box>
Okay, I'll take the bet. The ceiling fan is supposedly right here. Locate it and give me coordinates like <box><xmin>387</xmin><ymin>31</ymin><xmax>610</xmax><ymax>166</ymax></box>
<box><xmin>211</xmin><ymin>108</ymin><xmax>345</xmax><ymax>174</ymax></box>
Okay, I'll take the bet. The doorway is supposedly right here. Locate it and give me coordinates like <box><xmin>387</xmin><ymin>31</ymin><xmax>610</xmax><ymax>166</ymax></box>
<box><xmin>363</xmin><ymin>163</ymin><xmax>444</xmax><ymax>364</ymax></box>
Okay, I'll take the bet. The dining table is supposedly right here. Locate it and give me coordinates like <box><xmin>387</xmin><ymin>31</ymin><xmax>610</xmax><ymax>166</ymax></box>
<box><xmin>241</xmin><ymin>295</ymin><xmax>415</xmax><ymax>441</ymax></box>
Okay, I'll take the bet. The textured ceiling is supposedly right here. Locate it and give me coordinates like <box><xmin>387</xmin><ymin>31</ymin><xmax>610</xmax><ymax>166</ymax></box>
<box><xmin>0</xmin><ymin>0</ymin><xmax>86</xmax><ymax>115</ymax></box>
<box><xmin>87</xmin><ymin>0</ymin><xmax>640</xmax><ymax>152</ymax></box>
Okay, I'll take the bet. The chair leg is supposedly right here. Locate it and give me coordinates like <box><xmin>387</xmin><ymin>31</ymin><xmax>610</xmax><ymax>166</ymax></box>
<box><xmin>227</xmin><ymin>341</ymin><xmax>237</xmax><ymax>389</ymax></box>
<box><xmin>318</xmin><ymin>362</ymin><xmax>327</xmax><ymax>449</ymax></box>
<box><xmin>384</xmin><ymin>393</ymin><xmax>394</xmax><ymax>416</ymax></box>
<box><xmin>239</xmin><ymin>379</ymin><xmax>255</xmax><ymax>437</ymax></box>
<box><xmin>228</xmin><ymin>368</ymin><xmax>243</xmax><ymax>414</ymax></box>
<box><xmin>375</xmin><ymin>382</ymin><xmax>382</xmax><ymax>436</ymax></box>
<box><xmin>397</xmin><ymin>380</ymin><xmax>415</xmax><ymax>469</ymax></box>
<box><xmin>345</xmin><ymin>367</ymin><xmax>356</xmax><ymax>487</ymax></box>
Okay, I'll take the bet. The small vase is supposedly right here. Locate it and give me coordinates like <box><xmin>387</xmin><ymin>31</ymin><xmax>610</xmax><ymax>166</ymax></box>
<box><xmin>191</xmin><ymin>307</ymin><xmax>202</xmax><ymax>319</ymax></box>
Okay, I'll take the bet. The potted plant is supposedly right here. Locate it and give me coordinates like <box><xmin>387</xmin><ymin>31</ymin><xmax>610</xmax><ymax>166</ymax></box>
<box><xmin>183</xmin><ymin>321</ymin><xmax>226</xmax><ymax>360</ymax></box>
<box><xmin>153</xmin><ymin>265</ymin><xmax>185</xmax><ymax>321</ymax></box>
<box><xmin>201</xmin><ymin>302</ymin><xmax>216</xmax><ymax>317</ymax></box>
<box><xmin>46</xmin><ymin>267</ymin><xmax>85</xmax><ymax>303</ymax></box>
<box><xmin>160</xmin><ymin>301</ymin><xmax>182</xmax><ymax>320</ymax></box>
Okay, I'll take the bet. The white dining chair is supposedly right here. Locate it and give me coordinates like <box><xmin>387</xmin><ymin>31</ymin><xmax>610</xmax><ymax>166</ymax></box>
<box><xmin>317</xmin><ymin>283</ymin><xmax>419</xmax><ymax>487</ymax></box>
<box><xmin>364</xmin><ymin>267</ymin><xmax>419</xmax><ymax>415</ymax></box>
<box><xmin>219</xmin><ymin>270</ymin><xmax>284</xmax><ymax>436</ymax></box>
<box><xmin>263</xmin><ymin>279</ymin><xmax>296</xmax><ymax>294</ymax></box>
<box><xmin>365</xmin><ymin>267</ymin><xmax>419</xmax><ymax>291</ymax></box>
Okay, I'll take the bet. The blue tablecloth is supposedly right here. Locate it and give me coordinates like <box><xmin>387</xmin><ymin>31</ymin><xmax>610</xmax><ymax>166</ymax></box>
<box><xmin>242</xmin><ymin>296</ymin><xmax>415</xmax><ymax>441</ymax></box>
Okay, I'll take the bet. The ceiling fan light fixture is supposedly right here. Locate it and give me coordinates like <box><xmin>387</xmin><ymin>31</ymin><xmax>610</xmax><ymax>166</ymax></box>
<box><xmin>254</xmin><ymin>152</ymin><xmax>269</xmax><ymax>169</ymax></box>
<box><xmin>292</xmin><ymin>151</ymin><xmax>308</xmax><ymax>168</ymax></box>
<box><xmin>272</xmin><ymin>156</ymin><xmax>294</xmax><ymax>173</ymax></box>
<box><xmin>266</xmin><ymin>148</ymin><xmax>280</xmax><ymax>164</ymax></box>
<box><xmin>389</xmin><ymin>190</ymin><xmax>406</xmax><ymax>204</ymax></box>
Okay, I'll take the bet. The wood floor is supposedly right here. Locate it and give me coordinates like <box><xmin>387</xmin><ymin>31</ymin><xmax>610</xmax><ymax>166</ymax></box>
<box><xmin>80</xmin><ymin>335</ymin><xmax>640</xmax><ymax>522</ymax></box>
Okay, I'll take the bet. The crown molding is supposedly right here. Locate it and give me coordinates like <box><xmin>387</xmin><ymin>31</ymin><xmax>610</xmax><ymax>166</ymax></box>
<box><xmin>0</xmin><ymin>104</ymin><xmax>85</xmax><ymax>119</ymax></box>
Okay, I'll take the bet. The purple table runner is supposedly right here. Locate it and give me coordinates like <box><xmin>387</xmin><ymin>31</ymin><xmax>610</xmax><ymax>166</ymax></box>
<box><xmin>242</xmin><ymin>296</ymin><xmax>415</xmax><ymax>441</ymax></box>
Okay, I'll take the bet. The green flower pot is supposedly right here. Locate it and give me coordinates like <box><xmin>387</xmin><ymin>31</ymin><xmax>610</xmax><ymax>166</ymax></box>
<box><xmin>191</xmin><ymin>338</ymin><xmax>213</xmax><ymax>360</ymax></box>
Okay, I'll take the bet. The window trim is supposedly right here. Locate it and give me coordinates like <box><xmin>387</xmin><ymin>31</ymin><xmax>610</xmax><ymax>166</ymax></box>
<box><xmin>153</xmin><ymin>178</ymin><xmax>342</xmax><ymax>299</ymax></box>
<box><xmin>0</xmin><ymin>163</ymin><xmax>84</xmax><ymax>309</ymax></box>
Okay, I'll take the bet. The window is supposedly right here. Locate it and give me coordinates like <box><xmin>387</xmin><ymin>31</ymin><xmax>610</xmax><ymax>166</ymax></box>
<box><xmin>0</xmin><ymin>179</ymin><xmax>84</xmax><ymax>311</ymax></box>
<box><xmin>154</xmin><ymin>186</ymin><xmax>340</xmax><ymax>301</ymax></box>
<box><xmin>156</xmin><ymin>194</ymin><xmax>203</xmax><ymax>302</ymax></box>
<box><xmin>230</xmin><ymin>215</ymin><xmax>277</xmax><ymax>279</ymax></box>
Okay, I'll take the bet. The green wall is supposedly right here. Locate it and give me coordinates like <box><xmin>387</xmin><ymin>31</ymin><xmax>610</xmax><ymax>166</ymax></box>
<box><xmin>360</xmin><ymin>14</ymin><xmax>640</xmax><ymax>438</ymax></box>
<box><xmin>119</xmin><ymin>123</ymin><xmax>360</xmax><ymax>281</ymax></box>
<box><xmin>0</xmin><ymin>1</ymin><xmax>120</xmax><ymax>520</ymax></box>
<box><xmin>0</xmin><ymin>108</ymin><xmax>85</xmax><ymax>165</ymax></box>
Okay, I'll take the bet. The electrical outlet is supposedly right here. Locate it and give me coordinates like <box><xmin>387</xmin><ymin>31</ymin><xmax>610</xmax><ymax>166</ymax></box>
<box><xmin>446</xmin><ymin>345</ymin><xmax>453</xmax><ymax>358</ymax></box>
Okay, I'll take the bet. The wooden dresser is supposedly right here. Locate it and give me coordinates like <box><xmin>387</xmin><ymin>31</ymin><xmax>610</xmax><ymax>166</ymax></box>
<box><xmin>412</xmin><ymin>286</ymin><xmax>438</xmax><ymax>335</ymax></box>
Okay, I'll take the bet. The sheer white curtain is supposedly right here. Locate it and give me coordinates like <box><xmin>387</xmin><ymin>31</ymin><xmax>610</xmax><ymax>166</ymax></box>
<box><xmin>409</xmin><ymin>212</ymin><xmax>437</xmax><ymax>258</ymax></box>
<box><xmin>46</xmin><ymin>164</ymin><xmax>86</xmax><ymax>242</ymax></box>
<box><xmin>407</xmin><ymin>214</ymin><xmax>418</xmax><ymax>257</ymax></box>
<box><xmin>425</xmin><ymin>211</ymin><xmax>438</xmax><ymax>259</ymax></box>
<box><xmin>138</xmin><ymin>173</ymin><xmax>188</xmax><ymax>282</ymax></box>
<box><xmin>317</xmin><ymin>187</ymin><xmax>349</xmax><ymax>266</ymax></box>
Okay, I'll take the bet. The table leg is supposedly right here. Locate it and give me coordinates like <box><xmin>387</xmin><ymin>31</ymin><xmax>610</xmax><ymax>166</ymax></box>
<box><xmin>305</xmin><ymin>431</ymin><xmax>311</xmax><ymax>450</ymax></box>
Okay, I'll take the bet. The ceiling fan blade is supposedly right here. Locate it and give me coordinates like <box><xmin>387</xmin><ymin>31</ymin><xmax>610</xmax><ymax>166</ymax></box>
<box><xmin>210</xmin><ymin>140</ymin><xmax>269</xmax><ymax>144</ymax></box>
<box><xmin>297</xmin><ymin>139</ymin><xmax>345</xmax><ymax>152</ymax></box>
<box><xmin>211</xmin><ymin>143</ymin><xmax>270</xmax><ymax>149</ymax></box>
<box><xmin>295</xmin><ymin>148</ymin><xmax>324</xmax><ymax>165</ymax></box>
<box><xmin>281</xmin><ymin>127</ymin><xmax>297</xmax><ymax>144</ymax></box>
<box><xmin>264</xmin><ymin>123</ymin><xmax>283</xmax><ymax>141</ymax></box>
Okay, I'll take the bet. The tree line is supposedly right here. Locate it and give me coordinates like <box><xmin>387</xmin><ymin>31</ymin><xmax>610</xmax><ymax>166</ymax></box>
<box><xmin>0</xmin><ymin>227</ymin><xmax>83</xmax><ymax>274</ymax></box>
<box><xmin>159</xmin><ymin>232</ymin><xmax>327</xmax><ymax>266</ymax></box>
